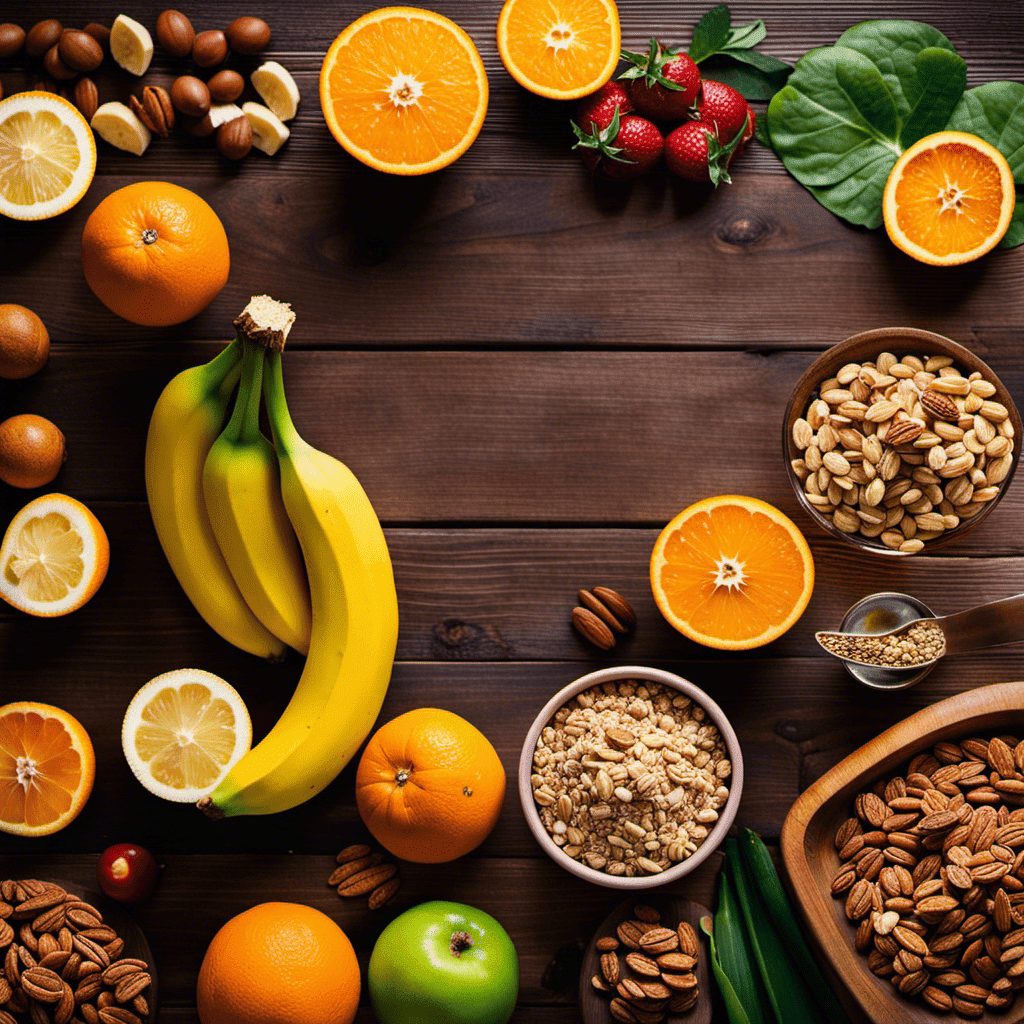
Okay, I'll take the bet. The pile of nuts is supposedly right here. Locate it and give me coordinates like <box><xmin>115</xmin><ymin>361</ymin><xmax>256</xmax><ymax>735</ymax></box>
<box><xmin>791</xmin><ymin>351</ymin><xmax>1015</xmax><ymax>553</ymax></box>
<box><xmin>831</xmin><ymin>733</ymin><xmax>1024</xmax><ymax>1017</ymax></box>
<box><xmin>591</xmin><ymin>905</ymin><xmax>701</xmax><ymax>1022</ymax></box>
<box><xmin>818</xmin><ymin>620</ymin><xmax>947</xmax><ymax>668</ymax></box>
<box><xmin>0</xmin><ymin>879</ymin><xmax>152</xmax><ymax>1024</ymax></box>
<box><xmin>530</xmin><ymin>680</ymin><xmax>731</xmax><ymax>878</ymax></box>
<box><xmin>328</xmin><ymin>844</ymin><xmax>401</xmax><ymax>911</ymax></box>
<box><xmin>0</xmin><ymin>12</ymin><xmax>297</xmax><ymax>160</ymax></box>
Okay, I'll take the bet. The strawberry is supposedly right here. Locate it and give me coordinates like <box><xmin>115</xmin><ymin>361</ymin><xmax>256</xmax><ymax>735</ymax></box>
<box><xmin>665</xmin><ymin>119</ymin><xmax>745</xmax><ymax>186</ymax></box>
<box><xmin>619</xmin><ymin>39</ymin><xmax>700</xmax><ymax>121</ymax></box>
<box><xmin>576</xmin><ymin>81</ymin><xmax>633</xmax><ymax>133</ymax></box>
<box><xmin>571</xmin><ymin>107</ymin><xmax>664</xmax><ymax>181</ymax></box>
<box><xmin>696</xmin><ymin>80</ymin><xmax>751</xmax><ymax>148</ymax></box>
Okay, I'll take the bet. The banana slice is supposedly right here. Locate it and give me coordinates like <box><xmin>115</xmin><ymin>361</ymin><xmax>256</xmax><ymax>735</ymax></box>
<box><xmin>110</xmin><ymin>14</ymin><xmax>154</xmax><ymax>76</ymax></box>
<box><xmin>209</xmin><ymin>104</ymin><xmax>245</xmax><ymax>129</ymax></box>
<box><xmin>91</xmin><ymin>101</ymin><xmax>152</xmax><ymax>155</ymax></box>
<box><xmin>243</xmin><ymin>102</ymin><xmax>290</xmax><ymax>156</ymax></box>
<box><xmin>251</xmin><ymin>61</ymin><xmax>300</xmax><ymax>122</ymax></box>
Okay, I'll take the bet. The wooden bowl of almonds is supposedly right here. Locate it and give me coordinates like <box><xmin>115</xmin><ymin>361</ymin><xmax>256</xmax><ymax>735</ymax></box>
<box><xmin>783</xmin><ymin>327</ymin><xmax>1021</xmax><ymax>555</ymax></box>
<box><xmin>518</xmin><ymin>666</ymin><xmax>743</xmax><ymax>891</ymax></box>
<box><xmin>782</xmin><ymin>680</ymin><xmax>1024</xmax><ymax>1024</ymax></box>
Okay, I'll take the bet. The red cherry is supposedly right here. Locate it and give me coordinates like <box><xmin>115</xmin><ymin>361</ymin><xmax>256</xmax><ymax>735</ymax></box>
<box><xmin>96</xmin><ymin>844</ymin><xmax>159</xmax><ymax>903</ymax></box>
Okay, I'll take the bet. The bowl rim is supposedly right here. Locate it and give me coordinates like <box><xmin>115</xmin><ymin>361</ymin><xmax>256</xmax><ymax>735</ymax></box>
<box><xmin>782</xmin><ymin>326</ymin><xmax>1021</xmax><ymax>556</ymax></box>
<box><xmin>517</xmin><ymin>665</ymin><xmax>744</xmax><ymax>891</ymax></box>
<box><xmin>780</xmin><ymin>680</ymin><xmax>1024</xmax><ymax>1023</ymax></box>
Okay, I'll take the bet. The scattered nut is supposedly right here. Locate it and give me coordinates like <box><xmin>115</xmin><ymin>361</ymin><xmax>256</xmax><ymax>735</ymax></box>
<box><xmin>155</xmin><ymin>9</ymin><xmax>194</xmax><ymax>58</ymax></box>
<box><xmin>82</xmin><ymin>23</ymin><xmax>110</xmax><ymax>52</ymax></box>
<box><xmin>25</xmin><ymin>19</ymin><xmax>62</xmax><ymax>58</ymax></box>
<box><xmin>0</xmin><ymin>23</ymin><xmax>27</xmax><ymax>59</ymax></box>
<box><xmin>216</xmin><ymin>116</ymin><xmax>252</xmax><ymax>160</ymax></box>
<box><xmin>207</xmin><ymin>69</ymin><xmax>245</xmax><ymax>104</ymax></box>
<box><xmin>72</xmin><ymin>77</ymin><xmax>99</xmax><ymax>122</ymax></box>
<box><xmin>42</xmin><ymin>44</ymin><xmax>77</xmax><ymax>81</ymax></box>
<box><xmin>136</xmin><ymin>85</ymin><xmax>175</xmax><ymax>138</ymax></box>
<box><xmin>572</xmin><ymin>587</ymin><xmax>636</xmax><ymax>650</ymax></box>
<box><xmin>191</xmin><ymin>29</ymin><xmax>227</xmax><ymax>68</ymax></box>
<box><xmin>225</xmin><ymin>16</ymin><xmax>271</xmax><ymax>55</ymax></box>
<box><xmin>58</xmin><ymin>29</ymin><xmax>103</xmax><ymax>73</ymax></box>
<box><xmin>170</xmin><ymin>75</ymin><xmax>211</xmax><ymax>118</ymax></box>
<box><xmin>329</xmin><ymin>843</ymin><xmax>401</xmax><ymax>911</ymax></box>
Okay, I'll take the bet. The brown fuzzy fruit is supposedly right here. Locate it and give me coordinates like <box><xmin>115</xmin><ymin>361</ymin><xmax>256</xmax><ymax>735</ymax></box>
<box><xmin>0</xmin><ymin>304</ymin><xmax>49</xmax><ymax>380</ymax></box>
<box><xmin>0</xmin><ymin>415</ymin><xmax>66</xmax><ymax>489</ymax></box>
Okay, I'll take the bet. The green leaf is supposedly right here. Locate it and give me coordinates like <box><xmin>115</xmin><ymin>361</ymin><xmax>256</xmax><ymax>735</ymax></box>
<box><xmin>899</xmin><ymin>47</ymin><xmax>968</xmax><ymax>148</ymax></box>
<box><xmin>701</xmin><ymin>58</ymin><xmax>791</xmax><ymax>101</ymax></box>
<box><xmin>947</xmin><ymin>81</ymin><xmax>1024</xmax><ymax>181</ymax></box>
<box><xmin>725</xmin><ymin>19</ymin><xmax>767</xmax><ymax>51</ymax></box>
<box><xmin>721</xmin><ymin>48</ymin><xmax>792</xmax><ymax>73</ymax></box>
<box><xmin>715</xmin><ymin>872</ymin><xmax>770</xmax><ymax>1024</ymax></box>
<box><xmin>701</xmin><ymin>917</ymin><xmax>755</xmax><ymax>1024</ymax></box>
<box><xmin>836</xmin><ymin>59</ymin><xmax>900</xmax><ymax>143</ymax></box>
<box><xmin>835</xmin><ymin>20</ymin><xmax>959</xmax><ymax>122</ymax></box>
<box><xmin>1000</xmin><ymin>198</ymin><xmax>1024</xmax><ymax>248</ymax></box>
<box><xmin>689</xmin><ymin>4</ymin><xmax>731</xmax><ymax>64</ymax></box>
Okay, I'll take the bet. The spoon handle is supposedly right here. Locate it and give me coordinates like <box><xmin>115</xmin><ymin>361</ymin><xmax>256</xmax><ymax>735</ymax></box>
<box><xmin>938</xmin><ymin>594</ymin><xmax>1024</xmax><ymax>655</ymax></box>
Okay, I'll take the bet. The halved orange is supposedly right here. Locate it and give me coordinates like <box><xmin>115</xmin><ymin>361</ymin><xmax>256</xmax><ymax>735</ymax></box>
<box><xmin>320</xmin><ymin>7</ymin><xmax>489</xmax><ymax>176</ymax></box>
<box><xmin>497</xmin><ymin>0</ymin><xmax>620</xmax><ymax>100</ymax></box>
<box><xmin>0</xmin><ymin>702</ymin><xmax>95</xmax><ymax>836</ymax></box>
<box><xmin>650</xmin><ymin>495</ymin><xmax>815</xmax><ymax>651</ymax></box>
<box><xmin>883</xmin><ymin>130</ymin><xmax>1016</xmax><ymax>266</ymax></box>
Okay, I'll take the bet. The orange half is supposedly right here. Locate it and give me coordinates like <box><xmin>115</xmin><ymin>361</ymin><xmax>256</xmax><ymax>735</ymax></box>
<box><xmin>650</xmin><ymin>495</ymin><xmax>815</xmax><ymax>651</ymax></box>
<box><xmin>497</xmin><ymin>0</ymin><xmax>621</xmax><ymax>100</ymax></box>
<box><xmin>320</xmin><ymin>7</ymin><xmax>489</xmax><ymax>176</ymax></box>
<box><xmin>883</xmin><ymin>130</ymin><xmax>1016</xmax><ymax>266</ymax></box>
<box><xmin>0</xmin><ymin>702</ymin><xmax>95</xmax><ymax>836</ymax></box>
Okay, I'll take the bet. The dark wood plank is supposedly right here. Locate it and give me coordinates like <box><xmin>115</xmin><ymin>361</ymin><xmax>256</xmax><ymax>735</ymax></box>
<box><xmin>2</xmin><ymin>347</ymin><xmax>1022</xmax><ymax>530</ymax></box>
<box><xmin>0</xmin><ymin>853</ymin><xmax>723</xmax><ymax>1009</ymax></box>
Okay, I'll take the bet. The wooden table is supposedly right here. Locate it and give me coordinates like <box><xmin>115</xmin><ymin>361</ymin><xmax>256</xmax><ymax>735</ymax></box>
<box><xmin>2</xmin><ymin>1</ymin><xmax>1023</xmax><ymax>1021</ymax></box>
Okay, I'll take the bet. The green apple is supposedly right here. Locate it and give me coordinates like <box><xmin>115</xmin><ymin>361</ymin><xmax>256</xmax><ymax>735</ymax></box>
<box><xmin>368</xmin><ymin>900</ymin><xmax>519</xmax><ymax>1024</ymax></box>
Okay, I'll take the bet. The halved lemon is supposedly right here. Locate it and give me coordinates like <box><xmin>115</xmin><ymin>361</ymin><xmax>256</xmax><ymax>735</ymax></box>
<box><xmin>0</xmin><ymin>92</ymin><xmax>97</xmax><ymax>221</ymax></box>
<box><xmin>0</xmin><ymin>493</ymin><xmax>109</xmax><ymax>617</ymax></box>
<box><xmin>122</xmin><ymin>669</ymin><xmax>252</xmax><ymax>803</ymax></box>
<box><xmin>883</xmin><ymin>130</ymin><xmax>1016</xmax><ymax>266</ymax></box>
<box><xmin>650</xmin><ymin>495</ymin><xmax>815</xmax><ymax>651</ymax></box>
<box><xmin>497</xmin><ymin>0</ymin><xmax>621</xmax><ymax>100</ymax></box>
<box><xmin>0</xmin><ymin>702</ymin><xmax>95</xmax><ymax>836</ymax></box>
<box><xmin>320</xmin><ymin>7</ymin><xmax>489</xmax><ymax>175</ymax></box>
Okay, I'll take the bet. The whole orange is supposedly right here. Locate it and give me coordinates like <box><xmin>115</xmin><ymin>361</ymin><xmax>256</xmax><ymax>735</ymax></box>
<box><xmin>0</xmin><ymin>414</ymin><xmax>65</xmax><ymax>488</ymax></box>
<box><xmin>0</xmin><ymin>304</ymin><xmax>49</xmax><ymax>380</ymax></box>
<box><xmin>197</xmin><ymin>902</ymin><xmax>359</xmax><ymax>1024</ymax></box>
<box><xmin>81</xmin><ymin>181</ymin><xmax>229</xmax><ymax>327</ymax></box>
<box><xmin>356</xmin><ymin>707</ymin><xmax>506</xmax><ymax>863</ymax></box>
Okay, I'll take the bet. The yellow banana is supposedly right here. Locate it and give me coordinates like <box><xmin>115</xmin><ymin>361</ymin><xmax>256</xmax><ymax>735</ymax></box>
<box><xmin>145</xmin><ymin>341</ymin><xmax>286</xmax><ymax>661</ymax></box>
<box><xmin>200</xmin><ymin>345</ymin><xmax>398</xmax><ymax>817</ymax></box>
<box><xmin>202</xmin><ymin>339</ymin><xmax>312</xmax><ymax>655</ymax></box>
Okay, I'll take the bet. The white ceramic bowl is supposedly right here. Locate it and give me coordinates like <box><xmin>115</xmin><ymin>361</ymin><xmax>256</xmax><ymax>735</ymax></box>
<box><xmin>518</xmin><ymin>666</ymin><xmax>744</xmax><ymax>890</ymax></box>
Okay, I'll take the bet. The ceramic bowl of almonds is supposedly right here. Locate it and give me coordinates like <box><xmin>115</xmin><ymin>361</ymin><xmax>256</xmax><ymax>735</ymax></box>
<box><xmin>518</xmin><ymin>666</ymin><xmax>743</xmax><ymax>890</ymax></box>
<box><xmin>784</xmin><ymin>327</ymin><xmax>1021</xmax><ymax>555</ymax></box>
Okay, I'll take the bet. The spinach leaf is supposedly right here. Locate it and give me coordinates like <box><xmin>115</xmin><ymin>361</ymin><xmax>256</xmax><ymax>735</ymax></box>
<box><xmin>948</xmin><ymin>81</ymin><xmax>1024</xmax><ymax>181</ymax></box>
<box><xmin>835</xmin><ymin>20</ymin><xmax>958</xmax><ymax>122</ymax></box>
<box><xmin>689</xmin><ymin>5</ymin><xmax>732</xmax><ymax>64</ymax></box>
<box><xmin>701</xmin><ymin>58</ymin><xmax>791</xmax><ymax>102</ymax></box>
<box><xmin>899</xmin><ymin>48</ymin><xmax>968</xmax><ymax>148</ymax></box>
<box><xmin>725</xmin><ymin>19</ymin><xmax>767</xmax><ymax>51</ymax></box>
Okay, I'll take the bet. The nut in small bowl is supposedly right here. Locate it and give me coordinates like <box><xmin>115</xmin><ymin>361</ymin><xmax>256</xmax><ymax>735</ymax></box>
<box><xmin>519</xmin><ymin>666</ymin><xmax>743</xmax><ymax>890</ymax></box>
<box><xmin>784</xmin><ymin>328</ymin><xmax>1021</xmax><ymax>556</ymax></box>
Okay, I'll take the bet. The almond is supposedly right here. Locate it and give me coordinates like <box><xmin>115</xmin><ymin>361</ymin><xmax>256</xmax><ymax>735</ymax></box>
<box><xmin>624</xmin><ymin>952</ymin><xmax>660</xmax><ymax>977</ymax></box>
<box><xmin>600</xmin><ymin>951</ymin><xmax>620</xmax><ymax>985</ymax></box>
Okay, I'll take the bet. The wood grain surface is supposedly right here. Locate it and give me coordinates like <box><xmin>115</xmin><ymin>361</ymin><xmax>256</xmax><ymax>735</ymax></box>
<box><xmin>1</xmin><ymin>1</ymin><xmax>1023</xmax><ymax>1021</ymax></box>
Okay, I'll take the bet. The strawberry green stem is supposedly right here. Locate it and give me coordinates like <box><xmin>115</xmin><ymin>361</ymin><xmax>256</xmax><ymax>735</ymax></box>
<box><xmin>222</xmin><ymin>339</ymin><xmax>265</xmax><ymax>445</ymax></box>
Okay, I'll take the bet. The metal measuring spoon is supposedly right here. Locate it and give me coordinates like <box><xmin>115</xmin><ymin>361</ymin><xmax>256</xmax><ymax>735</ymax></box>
<box><xmin>817</xmin><ymin>593</ymin><xmax>1024</xmax><ymax>672</ymax></box>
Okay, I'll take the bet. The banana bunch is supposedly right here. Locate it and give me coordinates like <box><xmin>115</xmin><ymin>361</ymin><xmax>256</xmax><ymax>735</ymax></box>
<box><xmin>146</xmin><ymin>296</ymin><xmax>399</xmax><ymax>816</ymax></box>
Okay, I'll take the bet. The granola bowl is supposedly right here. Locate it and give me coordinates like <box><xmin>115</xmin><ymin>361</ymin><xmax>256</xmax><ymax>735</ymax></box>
<box><xmin>783</xmin><ymin>327</ymin><xmax>1021</xmax><ymax>556</ymax></box>
<box><xmin>518</xmin><ymin>666</ymin><xmax>743</xmax><ymax>890</ymax></box>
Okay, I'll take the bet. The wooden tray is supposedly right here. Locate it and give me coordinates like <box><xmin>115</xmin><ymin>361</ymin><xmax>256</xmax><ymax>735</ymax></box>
<box><xmin>579</xmin><ymin>893</ymin><xmax>712</xmax><ymax>1024</ymax></box>
<box><xmin>781</xmin><ymin>681</ymin><xmax>1024</xmax><ymax>1024</ymax></box>
<box><xmin>48</xmin><ymin>879</ymin><xmax>159</xmax><ymax>1024</ymax></box>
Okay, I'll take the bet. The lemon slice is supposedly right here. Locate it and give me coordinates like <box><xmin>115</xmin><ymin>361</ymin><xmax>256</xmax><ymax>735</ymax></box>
<box><xmin>91</xmin><ymin>102</ymin><xmax>151</xmax><ymax>155</ymax></box>
<box><xmin>122</xmin><ymin>669</ymin><xmax>252</xmax><ymax>803</ymax></box>
<box><xmin>0</xmin><ymin>493</ymin><xmax>109</xmax><ymax>617</ymax></box>
<box><xmin>251</xmin><ymin>61</ymin><xmax>300</xmax><ymax>121</ymax></box>
<box><xmin>110</xmin><ymin>14</ymin><xmax>153</xmax><ymax>76</ymax></box>
<box><xmin>243</xmin><ymin>102</ymin><xmax>290</xmax><ymax>155</ymax></box>
<box><xmin>0</xmin><ymin>92</ymin><xmax>96</xmax><ymax>221</ymax></box>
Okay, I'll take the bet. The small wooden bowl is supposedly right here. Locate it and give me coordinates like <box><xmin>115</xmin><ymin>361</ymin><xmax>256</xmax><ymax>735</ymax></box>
<box><xmin>781</xmin><ymin>681</ymin><xmax>1024</xmax><ymax>1024</ymax></box>
<box><xmin>783</xmin><ymin>327</ymin><xmax>1022</xmax><ymax>555</ymax></box>
<box><xmin>579</xmin><ymin>892</ymin><xmax>712</xmax><ymax>1024</ymax></box>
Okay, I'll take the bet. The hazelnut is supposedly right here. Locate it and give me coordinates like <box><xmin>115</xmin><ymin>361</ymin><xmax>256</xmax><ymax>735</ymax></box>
<box><xmin>207</xmin><ymin>69</ymin><xmax>244</xmax><ymax>104</ymax></box>
<box><xmin>82</xmin><ymin>23</ymin><xmax>110</xmax><ymax>52</ymax></box>
<box><xmin>58</xmin><ymin>29</ymin><xmax>103</xmax><ymax>73</ymax></box>
<box><xmin>225</xmin><ymin>16</ymin><xmax>271</xmax><ymax>55</ymax></box>
<box><xmin>25</xmin><ymin>19</ymin><xmax>62</xmax><ymax>58</ymax></box>
<box><xmin>0</xmin><ymin>24</ymin><xmax>26</xmax><ymax>59</ymax></box>
<box><xmin>43</xmin><ymin>43</ymin><xmax>77</xmax><ymax>81</ymax></box>
<box><xmin>191</xmin><ymin>29</ymin><xmax>227</xmax><ymax>68</ymax></box>
<box><xmin>72</xmin><ymin>77</ymin><xmax>99</xmax><ymax>122</ymax></box>
<box><xmin>170</xmin><ymin>75</ymin><xmax>211</xmax><ymax>118</ymax></box>
<box><xmin>216</xmin><ymin>116</ymin><xmax>252</xmax><ymax>160</ymax></box>
<box><xmin>155</xmin><ymin>9</ymin><xmax>194</xmax><ymax>58</ymax></box>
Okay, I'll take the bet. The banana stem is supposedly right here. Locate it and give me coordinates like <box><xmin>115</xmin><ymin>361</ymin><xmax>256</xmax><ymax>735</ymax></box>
<box><xmin>262</xmin><ymin>350</ymin><xmax>301</xmax><ymax>456</ymax></box>
<box><xmin>221</xmin><ymin>339</ymin><xmax>265</xmax><ymax>444</ymax></box>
